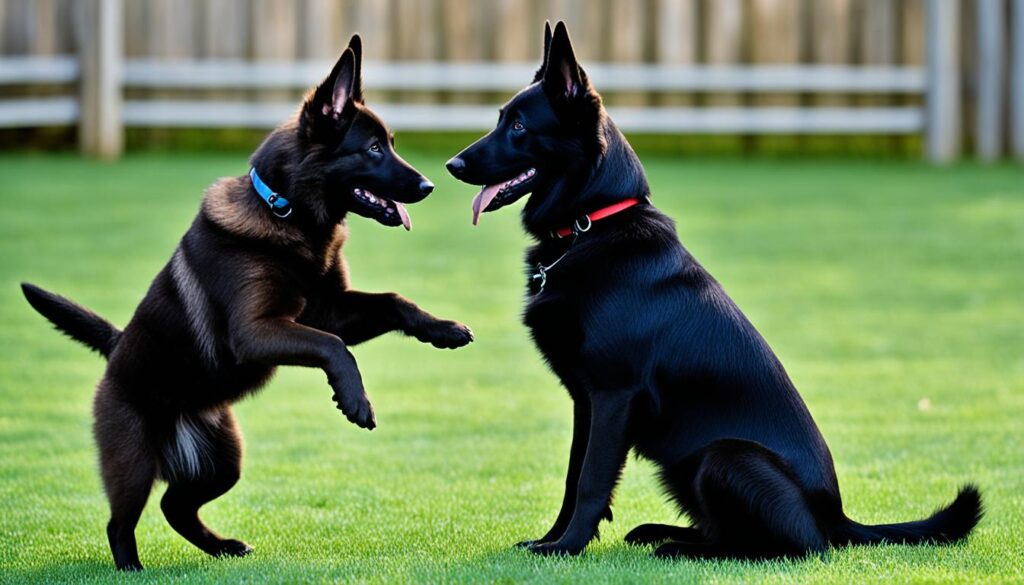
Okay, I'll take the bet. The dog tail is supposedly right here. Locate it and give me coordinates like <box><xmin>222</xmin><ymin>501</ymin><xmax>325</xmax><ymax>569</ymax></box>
<box><xmin>831</xmin><ymin>484</ymin><xmax>983</xmax><ymax>547</ymax></box>
<box><xmin>21</xmin><ymin>282</ymin><xmax>122</xmax><ymax>358</ymax></box>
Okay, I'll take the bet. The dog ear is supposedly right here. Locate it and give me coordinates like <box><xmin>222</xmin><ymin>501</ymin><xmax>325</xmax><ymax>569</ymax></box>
<box><xmin>301</xmin><ymin>47</ymin><xmax>359</xmax><ymax>140</ymax></box>
<box><xmin>346</xmin><ymin>33</ymin><xmax>364</xmax><ymax>103</ymax></box>
<box><xmin>330</xmin><ymin>47</ymin><xmax>360</xmax><ymax>113</ymax></box>
<box><xmin>532</xmin><ymin>20</ymin><xmax>553</xmax><ymax>83</ymax></box>
<box><xmin>542</xmin><ymin>21</ymin><xmax>586</xmax><ymax>101</ymax></box>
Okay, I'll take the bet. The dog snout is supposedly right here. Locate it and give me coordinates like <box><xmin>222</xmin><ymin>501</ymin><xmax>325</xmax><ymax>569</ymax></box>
<box><xmin>418</xmin><ymin>179</ymin><xmax>434</xmax><ymax>196</ymax></box>
<box><xmin>446</xmin><ymin>157</ymin><xmax>466</xmax><ymax>178</ymax></box>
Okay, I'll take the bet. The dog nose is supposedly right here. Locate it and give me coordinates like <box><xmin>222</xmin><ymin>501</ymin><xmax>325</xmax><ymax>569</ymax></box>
<box><xmin>446</xmin><ymin>157</ymin><xmax>465</xmax><ymax>177</ymax></box>
<box><xmin>418</xmin><ymin>179</ymin><xmax>434</xmax><ymax>196</ymax></box>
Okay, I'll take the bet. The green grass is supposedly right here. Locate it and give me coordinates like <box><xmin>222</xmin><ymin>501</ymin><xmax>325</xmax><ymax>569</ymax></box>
<box><xmin>0</xmin><ymin>152</ymin><xmax>1022</xmax><ymax>584</ymax></box>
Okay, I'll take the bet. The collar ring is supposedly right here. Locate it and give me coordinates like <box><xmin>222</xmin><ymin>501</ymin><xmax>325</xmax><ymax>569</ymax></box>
<box><xmin>574</xmin><ymin>215</ymin><xmax>592</xmax><ymax>234</ymax></box>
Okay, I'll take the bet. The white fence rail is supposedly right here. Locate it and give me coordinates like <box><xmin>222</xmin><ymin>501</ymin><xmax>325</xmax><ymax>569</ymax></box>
<box><xmin>0</xmin><ymin>0</ymin><xmax>1021</xmax><ymax>163</ymax></box>
<box><xmin>115</xmin><ymin>60</ymin><xmax>927</xmax><ymax>135</ymax></box>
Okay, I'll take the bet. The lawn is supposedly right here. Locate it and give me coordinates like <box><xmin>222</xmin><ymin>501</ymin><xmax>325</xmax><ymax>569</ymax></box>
<box><xmin>0</xmin><ymin>152</ymin><xmax>1021</xmax><ymax>584</ymax></box>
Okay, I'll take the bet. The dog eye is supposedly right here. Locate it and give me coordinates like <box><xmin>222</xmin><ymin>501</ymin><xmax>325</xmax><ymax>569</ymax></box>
<box><xmin>369</xmin><ymin>143</ymin><xmax>381</xmax><ymax>153</ymax></box>
<box><xmin>512</xmin><ymin>120</ymin><xmax>525</xmax><ymax>132</ymax></box>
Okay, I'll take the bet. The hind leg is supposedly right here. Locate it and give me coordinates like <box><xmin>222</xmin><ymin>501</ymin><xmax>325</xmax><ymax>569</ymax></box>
<box><xmin>94</xmin><ymin>384</ymin><xmax>156</xmax><ymax>571</ymax></box>
<box><xmin>160</xmin><ymin>408</ymin><xmax>252</xmax><ymax>558</ymax></box>
<box><xmin>655</xmin><ymin>439</ymin><xmax>827</xmax><ymax>560</ymax></box>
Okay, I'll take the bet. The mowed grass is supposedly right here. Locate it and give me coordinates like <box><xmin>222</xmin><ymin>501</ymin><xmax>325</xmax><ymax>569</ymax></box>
<box><xmin>0</xmin><ymin>151</ymin><xmax>1021</xmax><ymax>584</ymax></box>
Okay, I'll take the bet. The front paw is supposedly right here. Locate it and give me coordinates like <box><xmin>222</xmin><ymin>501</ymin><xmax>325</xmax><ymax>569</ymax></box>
<box><xmin>330</xmin><ymin>376</ymin><xmax>376</xmax><ymax>430</ymax></box>
<box><xmin>526</xmin><ymin>540</ymin><xmax>584</xmax><ymax>556</ymax></box>
<box><xmin>212</xmin><ymin>539</ymin><xmax>253</xmax><ymax>558</ymax></box>
<box><xmin>412</xmin><ymin>320</ymin><xmax>474</xmax><ymax>349</ymax></box>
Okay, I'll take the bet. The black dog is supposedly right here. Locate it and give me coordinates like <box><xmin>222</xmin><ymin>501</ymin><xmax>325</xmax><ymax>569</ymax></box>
<box><xmin>22</xmin><ymin>35</ymin><xmax>472</xmax><ymax>571</ymax></box>
<box><xmin>447</xmin><ymin>21</ymin><xmax>981</xmax><ymax>560</ymax></box>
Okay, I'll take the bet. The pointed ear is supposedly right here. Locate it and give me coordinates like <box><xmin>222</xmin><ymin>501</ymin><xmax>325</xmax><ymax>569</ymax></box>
<box><xmin>346</xmin><ymin>33</ymin><xmax>364</xmax><ymax>102</ymax></box>
<box><xmin>326</xmin><ymin>48</ymin><xmax>357</xmax><ymax>117</ymax></box>
<box><xmin>542</xmin><ymin>21</ymin><xmax>584</xmax><ymax>101</ymax></box>
<box><xmin>532</xmin><ymin>20</ymin><xmax>553</xmax><ymax>83</ymax></box>
<box><xmin>300</xmin><ymin>47</ymin><xmax>358</xmax><ymax>139</ymax></box>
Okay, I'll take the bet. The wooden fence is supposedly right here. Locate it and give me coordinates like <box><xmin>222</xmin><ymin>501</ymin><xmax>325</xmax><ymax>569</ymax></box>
<box><xmin>0</xmin><ymin>0</ymin><xmax>1022</xmax><ymax>163</ymax></box>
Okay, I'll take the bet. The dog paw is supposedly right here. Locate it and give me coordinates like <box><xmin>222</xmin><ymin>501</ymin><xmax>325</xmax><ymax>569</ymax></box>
<box><xmin>624</xmin><ymin>524</ymin><xmax>669</xmax><ymax>546</ymax></box>
<box><xmin>213</xmin><ymin>539</ymin><xmax>253</xmax><ymax>558</ymax></box>
<box><xmin>414</xmin><ymin>320</ymin><xmax>474</xmax><ymax>349</ymax></box>
<box><xmin>526</xmin><ymin>540</ymin><xmax>584</xmax><ymax>556</ymax></box>
<box><xmin>331</xmin><ymin>385</ymin><xmax>376</xmax><ymax>430</ymax></box>
<box><xmin>653</xmin><ymin>542</ymin><xmax>689</xmax><ymax>559</ymax></box>
<box><xmin>115</xmin><ymin>560</ymin><xmax>145</xmax><ymax>572</ymax></box>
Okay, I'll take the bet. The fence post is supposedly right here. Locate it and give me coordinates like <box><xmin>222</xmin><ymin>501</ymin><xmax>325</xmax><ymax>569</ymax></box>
<box><xmin>1013</xmin><ymin>0</ymin><xmax>1024</xmax><ymax>162</ymax></box>
<box><xmin>78</xmin><ymin>0</ymin><xmax>122</xmax><ymax>159</ymax></box>
<box><xmin>976</xmin><ymin>0</ymin><xmax>1005</xmax><ymax>162</ymax></box>
<box><xmin>925</xmin><ymin>0</ymin><xmax>960</xmax><ymax>163</ymax></box>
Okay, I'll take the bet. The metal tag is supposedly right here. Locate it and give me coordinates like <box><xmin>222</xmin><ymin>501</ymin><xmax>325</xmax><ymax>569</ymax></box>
<box><xmin>528</xmin><ymin>264</ymin><xmax>547</xmax><ymax>295</ymax></box>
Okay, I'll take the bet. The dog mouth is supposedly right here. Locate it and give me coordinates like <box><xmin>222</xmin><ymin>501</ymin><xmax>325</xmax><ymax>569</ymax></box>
<box><xmin>471</xmin><ymin>168</ymin><xmax>536</xmax><ymax>225</ymax></box>
<box><xmin>352</xmin><ymin>187</ymin><xmax>411</xmax><ymax>231</ymax></box>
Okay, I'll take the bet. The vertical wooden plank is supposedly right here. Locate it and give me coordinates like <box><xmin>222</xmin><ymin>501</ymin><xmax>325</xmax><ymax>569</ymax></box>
<box><xmin>148</xmin><ymin>0</ymin><xmax>196</xmax><ymax>58</ymax></box>
<box><xmin>349</xmin><ymin>0</ymin><xmax>391</xmax><ymax>60</ymax></box>
<box><xmin>252</xmin><ymin>0</ymin><xmax>298</xmax><ymax>103</ymax></box>
<box><xmin>975</xmin><ymin>0</ymin><xmax>1005</xmax><ymax>161</ymax></box>
<box><xmin>925</xmin><ymin>0</ymin><xmax>961</xmax><ymax>163</ymax></box>
<box><xmin>441</xmin><ymin>0</ymin><xmax>483</xmax><ymax>105</ymax></box>
<box><xmin>300</xmin><ymin>0</ymin><xmax>342</xmax><ymax>59</ymax></box>
<box><xmin>443</xmin><ymin>0</ymin><xmax>483</xmax><ymax>61</ymax></box>
<box><xmin>655</xmin><ymin>0</ymin><xmax>697</xmax><ymax>106</ymax></box>
<box><xmin>251</xmin><ymin>0</ymin><xmax>298</xmax><ymax>61</ymax></box>
<box><xmin>493</xmin><ymin>0</ymin><xmax>532</xmax><ymax>61</ymax></box>
<box><xmin>862</xmin><ymin>0</ymin><xmax>897</xmax><ymax>66</ymax></box>
<box><xmin>395</xmin><ymin>0</ymin><xmax>438</xmax><ymax>61</ymax></box>
<box><xmin>203</xmin><ymin>0</ymin><xmax>250</xmax><ymax>59</ymax></box>
<box><xmin>53</xmin><ymin>0</ymin><xmax>77</xmax><ymax>54</ymax></box>
<box><xmin>750</xmin><ymin>0</ymin><xmax>801</xmax><ymax>66</ymax></box>
<box><xmin>656</xmin><ymin>0</ymin><xmax>697</xmax><ymax>65</ymax></box>
<box><xmin>901</xmin><ymin>0</ymin><xmax>926</xmax><ymax>65</ymax></box>
<box><xmin>960</xmin><ymin>0</ymin><xmax>977</xmax><ymax>159</ymax></box>
<box><xmin>143</xmin><ymin>0</ymin><xmax>195</xmax><ymax>145</ymax></box>
<box><xmin>609</xmin><ymin>0</ymin><xmax>648</xmax><ymax>105</ymax></box>
<box><xmin>33</xmin><ymin>0</ymin><xmax>59</xmax><ymax>54</ymax></box>
<box><xmin>1013</xmin><ymin>0</ymin><xmax>1024</xmax><ymax>161</ymax></box>
<box><xmin>751</xmin><ymin>0</ymin><xmax>800</xmax><ymax>152</ymax></box>
<box><xmin>810</xmin><ymin>0</ymin><xmax>852</xmax><ymax>106</ymax></box>
<box><xmin>79</xmin><ymin>0</ymin><xmax>123</xmax><ymax>158</ymax></box>
<box><xmin>395</xmin><ymin>0</ymin><xmax>438</xmax><ymax>106</ymax></box>
<box><xmin>2</xmin><ymin>0</ymin><xmax>35</xmax><ymax>54</ymax></box>
<box><xmin>860</xmin><ymin>0</ymin><xmax>898</xmax><ymax>153</ymax></box>
<box><xmin>704</xmin><ymin>0</ymin><xmax>744</xmax><ymax>106</ymax></box>
<box><xmin>123</xmin><ymin>0</ymin><xmax>148</xmax><ymax>57</ymax></box>
<box><xmin>542</xmin><ymin>0</ymin><xmax>601</xmax><ymax>61</ymax></box>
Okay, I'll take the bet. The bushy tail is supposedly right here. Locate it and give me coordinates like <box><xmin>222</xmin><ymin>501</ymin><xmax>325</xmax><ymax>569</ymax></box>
<box><xmin>832</xmin><ymin>485</ymin><xmax>983</xmax><ymax>547</ymax></box>
<box><xmin>21</xmin><ymin>282</ymin><xmax>121</xmax><ymax>358</ymax></box>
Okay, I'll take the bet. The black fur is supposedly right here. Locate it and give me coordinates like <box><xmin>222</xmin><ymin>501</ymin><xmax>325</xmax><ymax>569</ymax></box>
<box><xmin>448</xmin><ymin>21</ymin><xmax>982</xmax><ymax>560</ymax></box>
<box><xmin>21</xmin><ymin>282</ymin><xmax>121</xmax><ymax>357</ymax></box>
<box><xmin>22</xmin><ymin>35</ymin><xmax>472</xmax><ymax>571</ymax></box>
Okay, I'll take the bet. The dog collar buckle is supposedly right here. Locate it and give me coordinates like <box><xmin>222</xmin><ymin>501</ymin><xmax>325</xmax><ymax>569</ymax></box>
<box><xmin>552</xmin><ymin>197</ymin><xmax>641</xmax><ymax>238</ymax></box>
<box><xmin>249</xmin><ymin>168</ymin><xmax>293</xmax><ymax>219</ymax></box>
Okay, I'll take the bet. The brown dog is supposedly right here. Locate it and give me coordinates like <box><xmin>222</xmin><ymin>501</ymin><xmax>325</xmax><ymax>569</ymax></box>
<box><xmin>22</xmin><ymin>35</ymin><xmax>472</xmax><ymax>571</ymax></box>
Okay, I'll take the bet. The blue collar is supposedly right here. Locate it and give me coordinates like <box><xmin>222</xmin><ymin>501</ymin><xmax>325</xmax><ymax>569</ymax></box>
<box><xmin>249</xmin><ymin>168</ymin><xmax>292</xmax><ymax>218</ymax></box>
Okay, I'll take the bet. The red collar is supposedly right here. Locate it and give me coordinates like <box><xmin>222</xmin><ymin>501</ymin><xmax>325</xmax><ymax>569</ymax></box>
<box><xmin>552</xmin><ymin>198</ymin><xmax>642</xmax><ymax>238</ymax></box>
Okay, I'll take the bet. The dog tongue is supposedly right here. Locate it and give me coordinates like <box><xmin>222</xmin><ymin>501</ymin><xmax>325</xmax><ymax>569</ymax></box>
<box><xmin>472</xmin><ymin>183</ymin><xmax>502</xmax><ymax>225</ymax></box>
<box><xmin>394</xmin><ymin>201</ymin><xmax>411</xmax><ymax>231</ymax></box>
